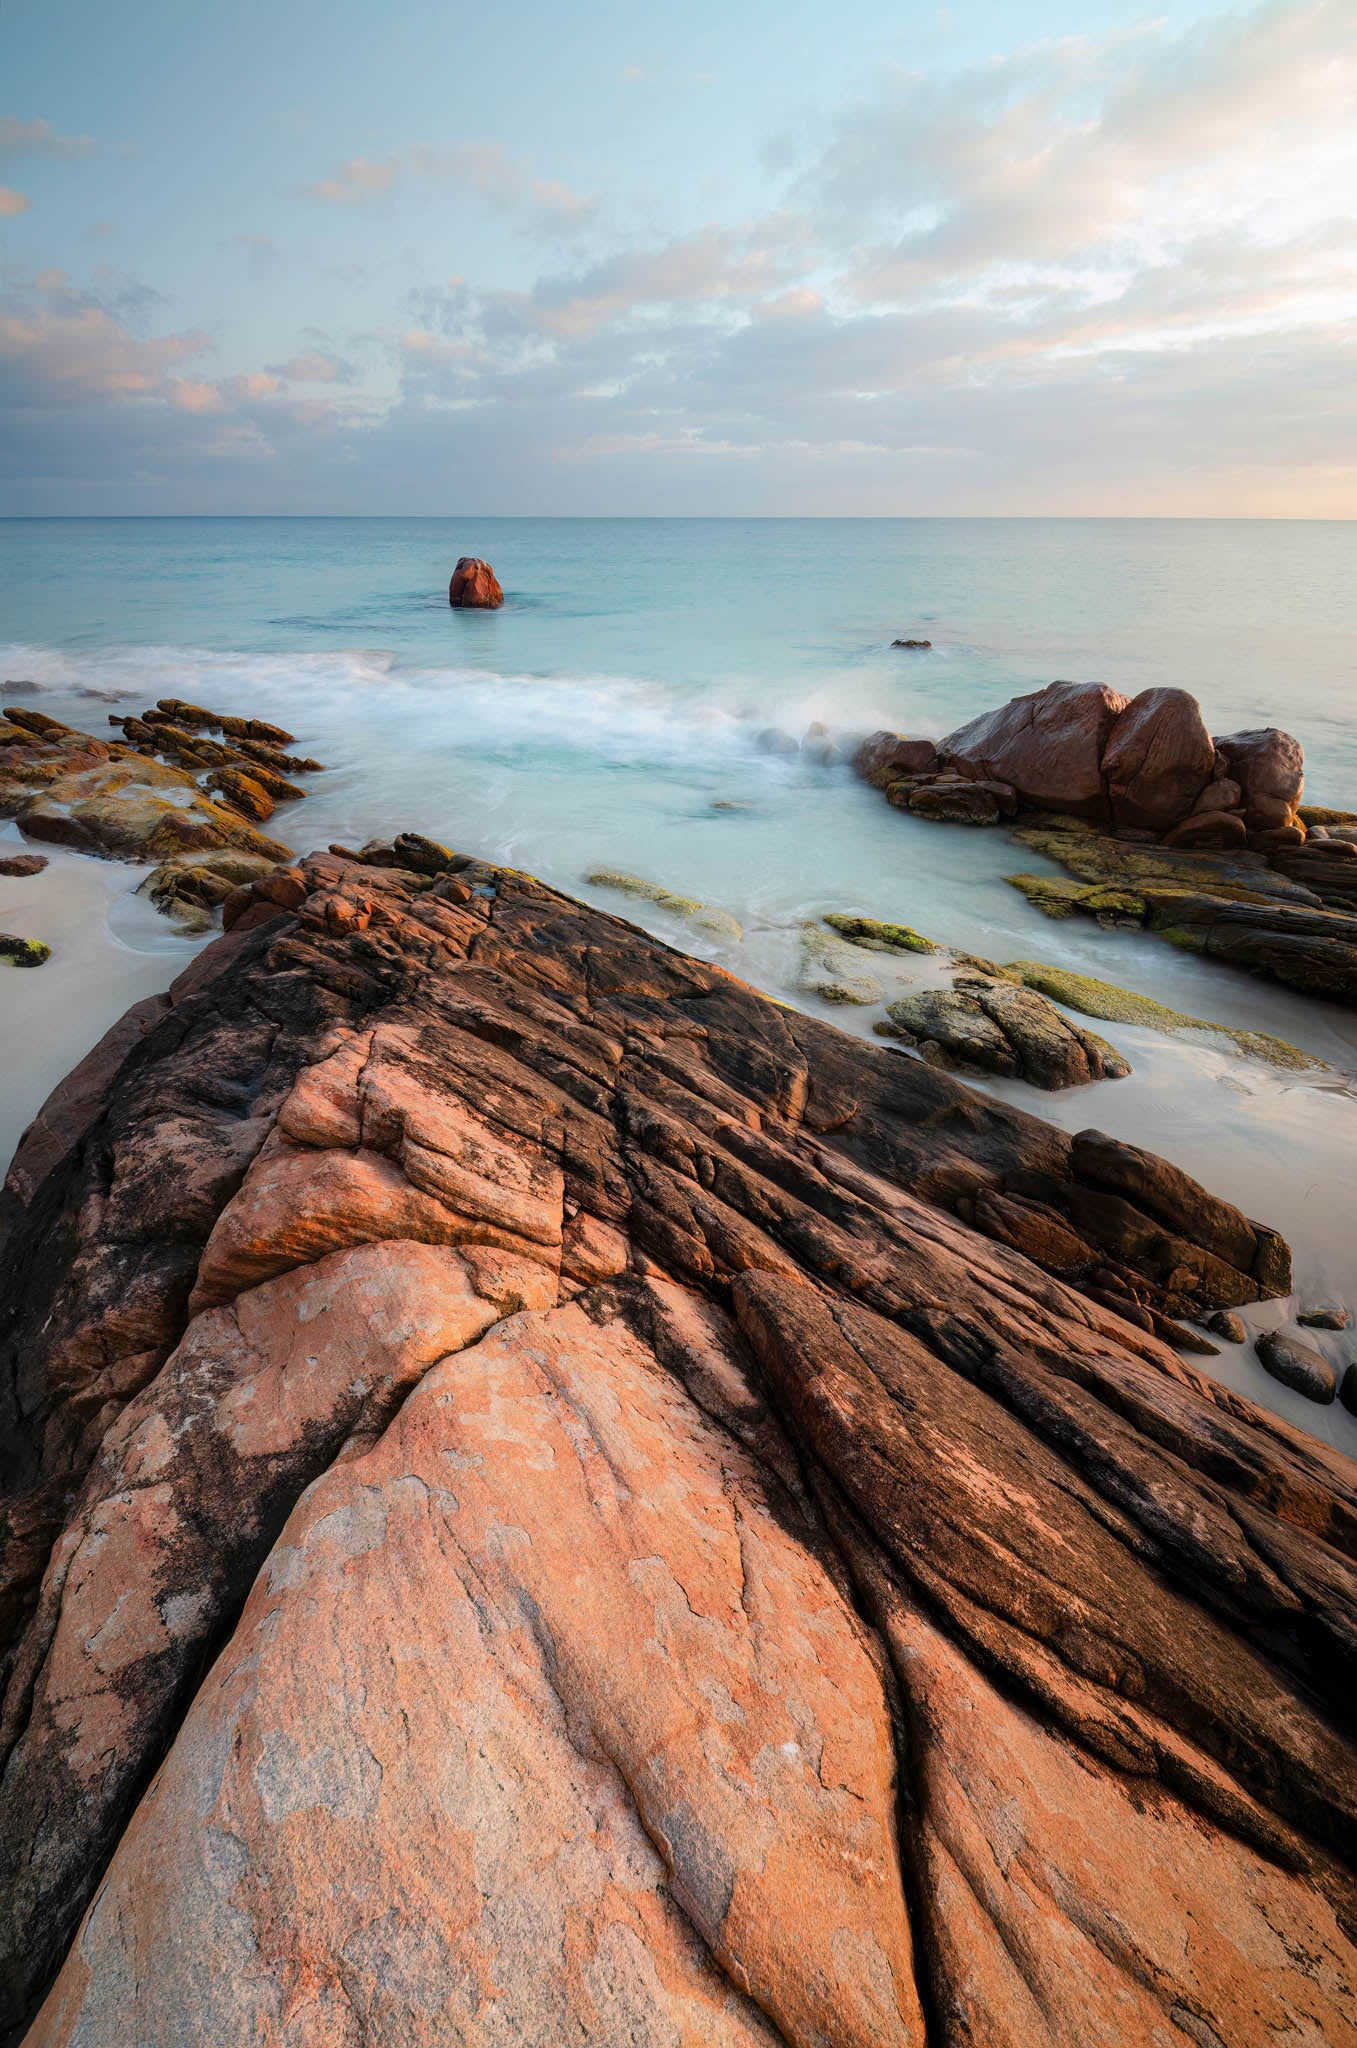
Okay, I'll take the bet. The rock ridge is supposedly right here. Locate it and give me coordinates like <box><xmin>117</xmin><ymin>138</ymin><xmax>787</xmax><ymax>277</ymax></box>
<box><xmin>0</xmin><ymin>843</ymin><xmax>1353</xmax><ymax>2046</ymax></box>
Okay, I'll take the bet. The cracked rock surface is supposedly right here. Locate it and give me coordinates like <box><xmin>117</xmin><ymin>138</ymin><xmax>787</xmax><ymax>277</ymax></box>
<box><xmin>0</xmin><ymin>844</ymin><xmax>1353</xmax><ymax>2047</ymax></box>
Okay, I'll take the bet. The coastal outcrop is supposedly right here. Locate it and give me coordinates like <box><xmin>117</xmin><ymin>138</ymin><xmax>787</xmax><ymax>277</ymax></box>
<box><xmin>858</xmin><ymin>680</ymin><xmax>1307</xmax><ymax>844</ymax></box>
<box><xmin>2</xmin><ymin>846</ymin><xmax>1353</xmax><ymax>2046</ymax></box>
<box><xmin>853</xmin><ymin>681</ymin><xmax>1357</xmax><ymax>1005</ymax></box>
<box><xmin>0</xmin><ymin>698</ymin><xmax>323</xmax><ymax>913</ymax></box>
<box><xmin>448</xmin><ymin>556</ymin><xmax>505</xmax><ymax>608</ymax></box>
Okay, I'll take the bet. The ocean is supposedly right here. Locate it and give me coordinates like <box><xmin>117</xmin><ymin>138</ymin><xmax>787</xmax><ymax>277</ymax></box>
<box><xmin>3</xmin><ymin>516</ymin><xmax>1356</xmax><ymax>1439</ymax></box>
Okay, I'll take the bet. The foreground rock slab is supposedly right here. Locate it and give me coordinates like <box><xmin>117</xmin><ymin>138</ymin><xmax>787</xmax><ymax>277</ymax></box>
<box><xmin>0</xmin><ymin>846</ymin><xmax>1353</xmax><ymax>2047</ymax></box>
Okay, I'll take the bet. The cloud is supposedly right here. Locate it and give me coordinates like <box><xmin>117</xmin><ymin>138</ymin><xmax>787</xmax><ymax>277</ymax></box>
<box><xmin>2</xmin><ymin>1</ymin><xmax>1356</xmax><ymax>512</ymax></box>
<box><xmin>0</xmin><ymin>116</ymin><xmax>95</xmax><ymax>164</ymax></box>
<box><xmin>266</xmin><ymin>348</ymin><xmax>352</xmax><ymax>382</ymax></box>
<box><xmin>0</xmin><ymin>189</ymin><xmax>30</xmax><ymax>218</ymax></box>
<box><xmin>234</xmin><ymin>232</ymin><xmax>280</xmax><ymax>277</ymax></box>
<box><xmin>304</xmin><ymin>140</ymin><xmax>598</xmax><ymax>235</ymax></box>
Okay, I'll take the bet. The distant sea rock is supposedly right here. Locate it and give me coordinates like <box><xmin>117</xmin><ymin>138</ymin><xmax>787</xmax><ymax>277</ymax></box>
<box><xmin>448</xmin><ymin>556</ymin><xmax>505</xmax><ymax>608</ymax></box>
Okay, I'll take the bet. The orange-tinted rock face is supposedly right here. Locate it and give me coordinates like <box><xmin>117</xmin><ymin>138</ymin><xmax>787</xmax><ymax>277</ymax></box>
<box><xmin>1</xmin><ymin>846</ymin><xmax>1354</xmax><ymax>2047</ymax></box>
<box><xmin>941</xmin><ymin>679</ymin><xmax>1129</xmax><ymax>818</ymax></box>
<box><xmin>448</xmin><ymin>555</ymin><xmax>505</xmax><ymax>607</ymax></box>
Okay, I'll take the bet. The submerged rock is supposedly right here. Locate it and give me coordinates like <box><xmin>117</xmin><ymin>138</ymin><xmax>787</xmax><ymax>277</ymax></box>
<box><xmin>1003</xmin><ymin>960</ymin><xmax>1320</xmax><ymax>1071</ymax></box>
<box><xmin>1298</xmin><ymin>1305</ymin><xmax>1350</xmax><ymax>1331</ymax></box>
<box><xmin>0</xmin><ymin>851</ymin><xmax>1347</xmax><ymax>2048</ymax></box>
<box><xmin>797</xmin><ymin>923</ymin><xmax>884</xmax><ymax>1004</ymax></box>
<box><xmin>586</xmin><ymin>868</ymin><xmax>742</xmax><ymax>939</ymax></box>
<box><xmin>755</xmin><ymin>726</ymin><xmax>799</xmax><ymax>756</ymax></box>
<box><xmin>447</xmin><ymin>556</ymin><xmax>504</xmax><ymax>608</ymax></box>
<box><xmin>1254</xmin><ymin>1331</ymin><xmax>1336</xmax><ymax>1405</ymax></box>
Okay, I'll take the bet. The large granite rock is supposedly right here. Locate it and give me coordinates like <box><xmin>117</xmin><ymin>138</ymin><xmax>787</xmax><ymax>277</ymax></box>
<box><xmin>448</xmin><ymin>556</ymin><xmax>505</xmax><ymax>608</ymax></box>
<box><xmin>940</xmin><ymin>680</ymin><xmax>1129</xmax><ymax>819</ymax></box>
<box><xmin>1</xmin><ymin>848</ymin><xmax>1353</xmax><ymax>2048</ymax></box>
<box><xmin>1101</xmin><ymin>686</ymin><xmax>1216</xmax><ymax>832</ymax></box>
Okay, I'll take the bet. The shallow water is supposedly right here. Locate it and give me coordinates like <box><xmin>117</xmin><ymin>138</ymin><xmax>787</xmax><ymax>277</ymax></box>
<box><xmin>2</xmin><ymin>517</ymin><xmax>1356</xmax><ymax>1443</ymax></box>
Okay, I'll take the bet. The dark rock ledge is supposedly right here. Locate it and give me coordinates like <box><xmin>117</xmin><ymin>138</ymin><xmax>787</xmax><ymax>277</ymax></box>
<box><xmin>0</xmin><ymin>844</ymin><xmax>1354</xmax><ymax>2046</ymax></box>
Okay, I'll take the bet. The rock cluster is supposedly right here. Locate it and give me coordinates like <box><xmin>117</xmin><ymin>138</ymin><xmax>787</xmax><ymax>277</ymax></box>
<box><xmin>2</xmin><ymin>847</ymin><xmax>1349</xmax><ymax>2046</ymax></box>
<box><xmin>859</xmin><ymin>680</ymin><xmax>1307</xmax><ymax>848</ymax></box>
<box><xmin>0</xmin><ymin>697</ymin><xmax>325</xmax><ymax>926</ymax></box>
<box><xmin>448</xmin><ymin>556</ymin><xmax>504</xmax><ymax>608</ymax></box>
<box><xmin>856</xmin><ymin>682</ymin><xmax>1357</xmax><ymax>1005</ymax></box>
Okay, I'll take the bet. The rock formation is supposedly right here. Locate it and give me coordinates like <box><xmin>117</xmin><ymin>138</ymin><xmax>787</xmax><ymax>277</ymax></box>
<box><xmin>0</xmin><ymin>698</ymin><xmax>324</xmax><ymax>904</ymax></box>
<box><xmin>448</xmin><ymin>557</ymin><xmax>505</xmax><ymax>608</ymax></box>
<box><xmin>853</xmin><ymin>682</ymin><xmax>1357</xmax><ymax>1005</ymax></box>
<box><xmin>1</xmin><ymin>847</ymin><xmax>1354</xmax><ymax>2047</ymax></box>
<box><xmin>858</xmin><ymin>681</ymin><xmax>1308</xmax><ymax>846</ymax></box>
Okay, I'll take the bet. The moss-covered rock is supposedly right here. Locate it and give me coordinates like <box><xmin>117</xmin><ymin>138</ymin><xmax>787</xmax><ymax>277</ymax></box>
<box><xmin>0</xmin><ymin>933</ymin><xmax>50</xmax><ymax>967</ymax></box>
<box><xmin>585</xmin><ymin>870</ymin><xmax>743</xmax><ymax>940</ymax></box>
<box><xmin>797</xmin><ymin>924</ymin><xmax>884</xmax><ymax>1004</ymax></box>
<box><xmin>822</xmin><ymin>913</ymin><xmax>936</xmax><ymax>954</ymax></box>
<box><xmin>1003</xmin><ymin>960</ymin><xmax>1321</xmax><ymax>1071</ymax></box>
<box><xmin>881</xmin><ymin>972</ymin><xmax>1130</xmax><ymax>1089</ymax></box>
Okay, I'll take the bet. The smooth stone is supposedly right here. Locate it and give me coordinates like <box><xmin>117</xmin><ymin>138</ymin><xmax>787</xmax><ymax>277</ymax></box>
<box><xmin>447</xmin><ymin>556</ymin><xmax>504</xmax><ymax>608</ymax></box>
<box><xmin>1297</xmin><ymin>1305</ymin><xmax>1350</xmax><ymax>1330</ymax></box>
<box><xmin>1206</xmin><ymin>1311</ymin><xmax>1247</xmax><ymax>1344</ymax></box>
<box><xmin>1253</xmin><ymin>1331</ymin><xmax>1336</xmax><ymax>1404</ymax></box>
<box><xmin>0</xmin><ymin>853</ymin><xmax>48</xmax><ymax>877</ymax></box>
<box><xmin>1340</xmin><ymin>1363</ymin><xmax>1357</xmax><ymax>1416</ymax></box>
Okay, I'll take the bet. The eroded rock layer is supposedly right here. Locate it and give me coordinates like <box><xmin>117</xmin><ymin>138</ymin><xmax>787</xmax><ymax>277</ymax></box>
<box><xmin>0</xmin><ymin>846</ymin><xmax>1354</xmax><ymax>2047</ymax></box>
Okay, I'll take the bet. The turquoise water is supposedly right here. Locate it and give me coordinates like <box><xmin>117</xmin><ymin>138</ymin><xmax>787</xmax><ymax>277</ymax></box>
<box><xmin>3</xmin><ymin>517</ymin><xmax>1356</xmax><ymax>796</ymax></box>
<box><xmin>3</xmin><ymin>517</ymin><xmax>1357</xmax><ymax>1440</ymax></box>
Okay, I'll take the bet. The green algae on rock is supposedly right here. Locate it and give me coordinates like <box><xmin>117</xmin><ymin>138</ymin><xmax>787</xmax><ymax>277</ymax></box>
<box><xmin>797</xmin><ymin>922</ymin><xmax>884</xmax><ymax>1004</ymax></box>
<box><xmin>1002</xmin><ymin>960</ymin><xmax>1322</xmax><ymax>1072</ymax></box>
<box><xmin>822</xmin><ymin>913</ymin><xmax>937</xmax><ymax>954</ymax></box>
<box><xmin>585</xmin><ymin>868</ymin><xmax>743</xmax><ymax>940</ymax></box>
<box><xmin>0</xmin><ymin>933</ymin><xmax>50</xmax><ymax>967</ymax></box>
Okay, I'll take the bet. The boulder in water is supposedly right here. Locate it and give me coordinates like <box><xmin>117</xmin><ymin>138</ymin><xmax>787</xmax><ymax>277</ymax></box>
<box><xmin>448</xmin><ymin>556</ymin><xmax>504</xmax><ymax>608</ymax></box>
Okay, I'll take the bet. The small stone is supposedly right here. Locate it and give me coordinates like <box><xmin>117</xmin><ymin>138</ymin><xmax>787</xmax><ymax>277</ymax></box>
<box><xmin>1254</xmin><ymin>1331</ymin><xmax>1336</xmax><ymax>1404</ymax></box>
<box><xmin>1206</xmin><ymin>1311</ymin><xmax>1247</xmax><ymax>1344</ymax></box>
<box><xmin>755</xmin><ymin>728</ymin><xmax>800</xmax><ymax>756</ymax></box>
<box><xmin>1340</xmin><ymin>1363</ymin><xmax>1357</xmax><ymax>1416</ymax></box>
<box><xmin>0</xmin><ymin>852</ymin><xmax>47</xmax><ymax>877</ymax></box>
<box><xmin>1297</xmin><ymin>1305</ymin><xmax>1349</xmax><ymax>1330</ymax></box>
<box><xmin>892</xmin><ymin>638</ymin><xmax>932</xmax><ymax>649</ymax></box>
<box><xmin>0</xmin><ymin>933</ymin><xmax>51</xmax><ymax>967</ymax></box>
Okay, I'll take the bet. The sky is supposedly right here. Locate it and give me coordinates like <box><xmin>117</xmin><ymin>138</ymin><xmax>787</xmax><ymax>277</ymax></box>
<box><xmin>1</xmin><ymin>0</ymin><xmax>1354</xmax><ymax>516</ymax></box>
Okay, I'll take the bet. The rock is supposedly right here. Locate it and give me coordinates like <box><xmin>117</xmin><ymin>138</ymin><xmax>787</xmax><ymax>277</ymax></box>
<box><xmin>2</xmin><ymin>852</ymin><xmax>1349</xmax><ymax>2048</ymax></box>
<box><xmin>1298</xmin><ymin>1305</ymin><xmax>1350</xmax><ymax>1330</ymax></box>
<box><xmin>797</xmin><ymin>924</ymin><xmax>884</xmax><ymax>1004</ymax></box>
<box><xmin>1006</xmin><ymin>822</ymin><xmax>1357</xmax><ymax>1005</ymax></box>
<box><xmin>0</xmin><ymin>853</ymin><xmax>47</xmax><ymax>877</ymax></box>
<box><xmin>891</xmin><ymin>637</ymin><xmax>931</xmax><ymax>648</ymax></box>
<box><xmin>854</xmin><ymin>732</ymin><xmax>939</xmax><ymax>788</ymax></box>
<box><xmin>1341</xmin><ymin>1363</ymin><xmax>1357</xmax><ymax>1415</ymax></box>
<box><xmin>138</xmin><ymin>851</ymin><xmax>281</xmax><ymax>928</ymax></box>
<box><xmin>1101</xmin><ymin>687</ymin><xmax>1216</xmax><ymax>832</ymax></box>
<box><xmin>941</xmin><ymin>680</ymin><xmax>1129</xmax><ymax>819</ymax></box>
<box><xmin>800</xmin><ymin>723</ymin><xmax>842</xmax><ymax>766</ymax></box>
<box><xmin>905</xmin><ymin>778</ymin><xmax>1003</xmax><ymax>825</ymax></box>
<box><xmin>0</xmin><ymin>704</ymin><xmax>321</xmax><ymax>919</ymax></box>
<box><xmin>1163</xmin><ymin>810</ymin><xmax>1250</xmax><ymax>849</ymax></box>
<box><xmin>447</xmin><ymin>556</ymin><xmax>504</xmax><ymax>608</ymax></box>
<box><xmin>1254</xmin><ymin>1331</ymin><xmax>1336</xmax><ymax>1404</ymax></box>
<box><xmin>1217</xmin><ymin>728</ymin><xmax>1305</xmax><ymax>827</ymax></box>
<box><xmin>823</xmin><ymin>914</ymin><xmax>936</xmax><ymax>954</ymax></box>
<box><xmin>585</xmin><ymin>868</ymin><xmax>742</xmax><ymax>939</ymax></box>
<box><xmin>0</xmin><ymin>934</ymin><xmax>50</xmax><ymax>967</ymax></box>
<box><xmin>755</xmin><ymin>726</ymin><xmax>799</xmax><ymax>756</ymax></box>
<box><xmin>1206</xmin><ymin>1310</ymin><xmax>1247</xmax><ymax>1343</ymax></box>
<box><xmin>884</xmin><ymin>975</ymin><xmax>1129</xmax><ymax>1088</ymax></box>
<box><xmin>1003</xmin><ymin>960</ymin><xmax>1319</xmax><ymax>1071</ymax></box>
